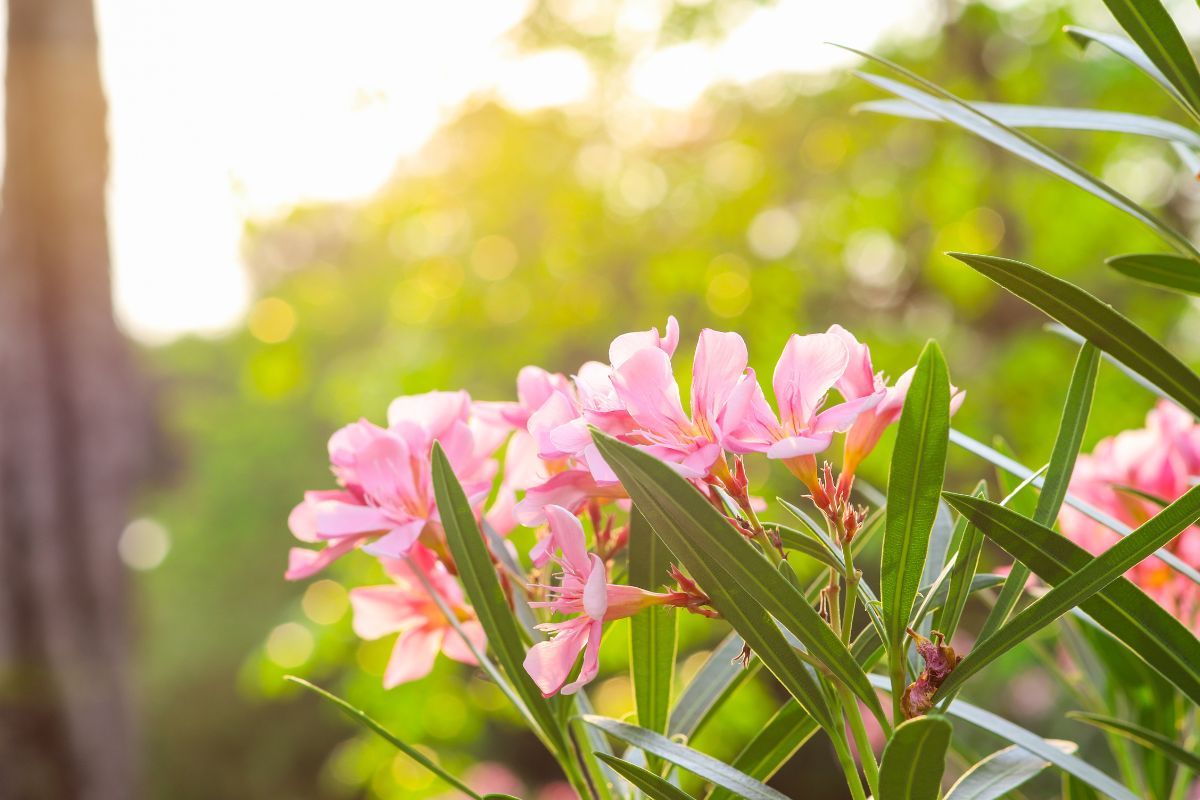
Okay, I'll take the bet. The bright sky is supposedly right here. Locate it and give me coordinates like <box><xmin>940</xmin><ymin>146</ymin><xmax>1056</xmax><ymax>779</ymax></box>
<box><xmin>4</xmin><ymin>0</ymin><xmax>935</xmax><ymax>342</ymax></box>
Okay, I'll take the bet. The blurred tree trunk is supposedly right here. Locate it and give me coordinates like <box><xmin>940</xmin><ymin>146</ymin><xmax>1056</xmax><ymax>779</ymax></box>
<box><xmin>0</xmin><ymin>0</ymin><xmax>150</xmax><ymax>797</ymax></box>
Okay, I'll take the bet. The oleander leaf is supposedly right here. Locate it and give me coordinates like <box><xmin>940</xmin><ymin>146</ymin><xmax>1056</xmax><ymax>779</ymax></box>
<box><xmin>940</xmin><ymin>492</ymin><xmax>1200</xmax><ymax>705</ymax></box>
<box><xmin>866</xmin><ymin>674</ymin><xmax>1137</xmax><ymax>800</ymax></box>
<box><xmin>1108</xmin><ymin>253</ymin><xmax>1200</xmax><ymax>295</ymax></box>
<box><xmin>707</xmin><ymin>700</ymin><xmax>818</xmax><ymax>800</ymax></box>
<box><xmin>628</xmin><ymin>507</ymin><xmax>677</xmax><ymax>765</ymax></box>
<box><xmin>1068</xmin><ymin>712</ymin><xmax>1200</xmax><ymax>773</ymax></box>
<box><xmin>431</xmin><ymin>444</ymin><xmax>566</xmax><ymax>755</ymax></box>
<box><xmin>582</xmin><ymin>716</ymin><xmax>790</xmax><ymax>800</ymax></box>
<box><xmin>882</xmin><ymin>341</ymin><xmax>950</xmax><ymax>700</ymax></box>
<box><xmin>949</xmin><ymin>253</ymin><xmax>1200</xmax><ymax>418</ymax></box>
<box><xmin>1095</xmin><ymin>0</ymin><xmax>1200</xmax><ymax>118</ymax></box>
<box><xmin>595</xmin><ymin>754</ymin><xmax>698</xmax><ymax>800</ymax></box>
<box><xmin>878</xmin><ymin>714</ymin><xmax>953</xmax><ymax>800</ymax></box>
<box><xmin>668</xmin><ymin>633</ymin><xmax>759</xmax><ymax>739</ymax></box>
<box><xmin>933</xmin><ymin>482</ymin><xmax>987</xmax><ymax>641</ymax></box>
<box><xmin>944</xmin><ymin>741</ymin><xmax>1077</xmax><ymax>800</ymax></box>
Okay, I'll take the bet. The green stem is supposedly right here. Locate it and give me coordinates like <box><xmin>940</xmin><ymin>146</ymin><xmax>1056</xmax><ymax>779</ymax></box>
<box><xmin>840</xmin><ymin>540</ymin><xmax>858</xmax><ymax>645</ymax></box>
<box><xmin>831</xmin><ymin>723</ymin><xmax>870</xmax><ymax>800</ymax></box>
<box><xmin>890</xmin><ymin>656</ymin><xmax>908</xmax><ymax>726</ymax></box>
<box><xmin>838</xmin><ymin>684</ymin><xmax>881</xmax><ymax>798</ymax></box>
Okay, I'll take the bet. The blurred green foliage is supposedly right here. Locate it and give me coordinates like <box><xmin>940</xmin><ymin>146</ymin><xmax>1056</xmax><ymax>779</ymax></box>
<box><xmin>134</xmin><ymin>2</ymin><xmax>1200</xmax><ymax>797</ymax></box>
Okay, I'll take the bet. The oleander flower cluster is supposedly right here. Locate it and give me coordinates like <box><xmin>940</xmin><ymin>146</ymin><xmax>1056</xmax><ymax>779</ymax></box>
<box><xmin>1059</xmin><ymin>400</ymin><xmax>1200</xmax><ymax>632</ymax></box>
<box><xmin>286</xmin><ymin>317</ymin><xmax>962</xmax><ymax>695</ymax></box>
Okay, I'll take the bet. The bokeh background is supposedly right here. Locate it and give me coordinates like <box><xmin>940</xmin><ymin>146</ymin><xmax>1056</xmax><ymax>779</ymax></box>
<box><xmin>5</xmin><ymin>0</ymin><xmax>1200</xmax><ymax>798</ymax></box>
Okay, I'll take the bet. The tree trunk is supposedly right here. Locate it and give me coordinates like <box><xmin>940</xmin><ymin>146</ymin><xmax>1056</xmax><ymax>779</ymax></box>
<box><xmin>0</xmin><ymin>0</ymin><xmax>150</xmax><ymax>796</ymax></box>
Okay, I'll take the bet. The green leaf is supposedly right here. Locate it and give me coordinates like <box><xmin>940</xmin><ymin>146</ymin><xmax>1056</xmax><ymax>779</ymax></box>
<box><xmin>593</xmin><ymin>430</ymin><xmax>886</xmax><ymax>730</ymax></box>
<box><xmin>949</xmin><ymin>253</ymin><xmax>1200</xmax><ymax>418</ymax></box>
<box><xmin>866</xmin><ymin>674</ymin><xmax>1138</xmax><ymax>800</ymax></box>
<box><xmin>1065</xmin><ymin>26</ymin><xmax>1194</xmax><ymax>111</ymax></box>
<box><xmin>949</xmin><ymin>427</ymin><xmax>1200</xmax><ymax>585</ymax></box>
<box><xmin>1062</xmin><ymin>774</ymin><xmax>1104</xmax><ymax>800</ymax></box>
<box><xmin>285</xmin><ymin>677</ymin><xmax>484</xmax><ymax>800</ymax></box>
<box><xmin>668</xmin><ymin>633</ymin><xmax>759</xmax><ymax>739</ymax></box>
<box><xmin>628</xmin><ymin>508</ymin><xmax>677</xmax><ymax>738</ymax></box>
<box><xmin>1068</xmin><ymin>712</ymin><xmax>1200</xmax><ymax>773</ymax></box>
<box><xmin>978</xmin><ymin>343</ymin><xmax>1100</xmax><ymax>642</ymax></box>
<box><xmin>940</xmin><ymin>491</ymin><xmax>1200</xmax><ymax>705</ymax></box>
<box><xmin>1096</xmin><ymin>0</ymin><xmax>1200</xmax><ymax>118</ymax></box>
<box><xmin>882</xmin><ymin>341</ymin><xmax>950</xmax><ymax>705</ymax></box>
<box><xmin>1108</xmin><ymin>253</ymin><xmax>1200</xmax><ymax>295</ymax></box>
<box><xmin>581</xmin><ymin>716</ymin><xmax>790</xmax><ymax>800</ymax></box>
<box><xmin>595</xmin><ymin>754</ymin><xmax>698</xmax><ymax>800</ymax></box>
<box><xmin>858</xmin><ymin>98</ymin><xmax>1200</xmax><ymax>148</ymax></box>
<box><xmin>770</xmin><ymin>522</ymin><xmax>844</xmax><ymax>571</ymax></box>
<box><xmin>706</xmin><ymin>700</ymin><xmax>819</xmax><ymax>800</ymax></box>
<box><xmin>944</xmin><ymin>742</ymin><xmax>1077</xmax><ymax>800</ymax></box>
<box><xmin>878</xmin><ymin>714</ymin><xmax>953</xmax><ymax>800</ymax></box>
<box><xmin>848</xmin><ymin>53</ymin><xmax>1199</xmax><ymax>256</ymax></box>
<box><xmin>430</xmin><ymin>444</ymin><xmax>566</xmax><ymax>756</ymax></box>
<box><xmin>933</xmin><ymin>483</ymin><xmax>987</xmax><ymax>641</ymax></box>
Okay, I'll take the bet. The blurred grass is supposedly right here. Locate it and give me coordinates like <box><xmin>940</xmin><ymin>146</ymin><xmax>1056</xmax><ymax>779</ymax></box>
<box><xmin>132</xmin><ymin>2</ymin><xmax>1200</xmax><ymax>797</ymax></box>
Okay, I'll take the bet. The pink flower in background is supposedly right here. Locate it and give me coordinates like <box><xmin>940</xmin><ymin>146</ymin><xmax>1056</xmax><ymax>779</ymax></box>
<box><xmin>523</xmin><ymin>506</ymin><xmax>667</xmax><ymax>696</ymax></box>
<box><xmin>1059</xmin><ymin>400</ymin><xmax>1200</xmax><ymax>630</ymax></box>
<box><xmin>724</xmin><ymin>330</ymin><xmax>881</xmax><ymax>487</ymax></box>
<box><xmin>286</xmin><ymin>391</ymin><xmax>501</xmax><ymax>579</ymax></box>
<box><xmin>349</xmin><ymin>545</ymin><xmax>486</xmax><ymax>687</ymax></box>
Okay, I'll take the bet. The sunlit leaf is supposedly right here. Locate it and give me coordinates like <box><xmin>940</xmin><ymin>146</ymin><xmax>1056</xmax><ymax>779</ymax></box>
<box><xmin>1095</xmin><ymin>0</ymin><xmax>1200</xmax><ymax>118</ymax></box>
<box><xmin>940</xmin><ymin>491</ymin><xmax>1200</xmax><ymax>705</ymax></box>
<box><xmin>595</xmin><ymin>754</ymin><xmax>698</xmax><ymax>800</ymax></box>
<box><xmin>707</xmin><ymin>700</ymin><xmax>818</xmax><ymax>800</ymax></box>
<box><xmin>1108</xmin><ymin>253</ymin><xmax>1200</xmax><ymax>295</ymax></box>
<box><xmin>944</xmin><ymin>741</ymin><xmax>1077</xmax><ymax>800</ymax></box>
<box><xmin>668</xmin><ymin>633</ymin><xmax>759</xmax><ymax>739</ymax></box>
<box><xmin>628</xmin><ymin>506</ymin><xmax>677</xmax><ymax>766</ymax></box>
<box><xmin>1068</xmin><ymin>712</ymin><xmax>1200</xmax><ymax>773</ymax></box>
<box><xmin>582</xmin><ymin>716</ymin><xmax>790</xmax><ymax>800</ymax></box>
<box><xmin>933</xmin><ymin>482</ymin><xmax>987</xmax><ymax>641</ymax></box>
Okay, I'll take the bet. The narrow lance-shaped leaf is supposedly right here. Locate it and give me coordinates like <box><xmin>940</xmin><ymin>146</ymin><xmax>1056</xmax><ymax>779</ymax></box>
<box><xmin>285</xmin><ymin>677</ymin><xmax>484</xmax><ymax>800</ymax></box>
<box><xmin>599</xmin><ymin>455</ymin><xmax>837</xmax><ymax>732</ymax></box>
<box><xmin>1068</xmin><ymin>712</ymin><xmax>1200</xmax><ymax>774</ymax></box>
<box><xmin>1064</xmin><ymin>26</ymin><xmax>1200</xmax><ymax>123</ymax></box>
<box><xmin>846</xmin><ymin>50</ymin><xmax>1199</xmax><ymax>257</ymax></box>
<box><xmin>430</xmin><ymin>445</ymin><xmax>567</xmax><ymax>756</ymax></box>
<box><xmin>866</xmin><ymin>674</ymin><xmax>1138</xmax><ymax>800</ymax></box>
<box><xmin>707</xmin><ymin>700</ymin><xmax>819</xmax><ymax>800</ymax></box>
<box><xmin>581</xmin><ymin>716</ymin><xmax>791</xmax><ymax>800</ymax></box>
<box><xmin>1095</xmin><ymin>0</ymin><xmax>1200</xmax><ymax>119</ymax></box>
<box><xmin>932</xmin><ymin>482</ymin><xmax>987</xmax><ymax>641</ymax></box>
<box><xmin>627</xmin><ymin>506</ymin><xmax>677</xmax><ymax>772</ymax></box>
<box><xmin>595</xmin><ymin>754</ymin><xmax>698</xmax><ymax>800</ymax></box>
<box><xmin>979</xmin><ymin>343</ymin><xmax>1099</xmax><ymax>641</ymax></box>
<box><xmin>857</xmin><ymin>98</ymin><xmax>1200</xmax><ymax>149</ymax></box>
<box><xmin>940</xmin><ymin>489</ymin><xmax>1200</xmax><ymax>702</ymax></box>
<box><xmin>594</xmin><ymin>430</ymin><xmax>886</xmax><ymax>729</ymax></box>
<box><xmin>1108</xmin><ymin>253</ymin><xmax>1200</xmax><ymax>295</ymax></box>
<box><xmin>882</xmin><ymin>340</ymin><xmax>950</xmax><ymax>711</ymax></box>
<box><xmin>949</xmin><ymin>253</ymin><xmax>1200</xmax><ymax>419</ymax></box>
<box><xmin>944</xmin><ymin>741</ymin><xmax>1078</xmax><ymax>800</ymax></box>
<box><xmin>878</xmin><ymin>715</ymin><xmax>953</xmax><ymax>800</ymax></box>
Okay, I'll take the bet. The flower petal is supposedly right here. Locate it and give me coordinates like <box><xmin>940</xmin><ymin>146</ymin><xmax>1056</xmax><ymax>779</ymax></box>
<box><xmin>772</xmin><ymin>332</ymin><xmax>848</xmax><ymax>431</ymax></box>
<box><xmin>383</xmin><ymin>626</ymin><xmax>443</xmax><ymax>687</ymax></box>
<box><xmin>522</xmin><ymin>617</ymin><xmax>591</xmax><ymax>696</ymax></box>
<box><xmin>691</xmin><ymin>328</ymin><xmax>749</xmax><ymax>431</ymax></box>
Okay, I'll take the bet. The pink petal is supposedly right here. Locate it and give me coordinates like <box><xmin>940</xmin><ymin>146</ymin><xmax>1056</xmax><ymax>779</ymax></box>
<box><xmin>767</xmin><ymin>433</ymin><xmax>834</xmax><ymax>460</ymax></box>
<box><xmin>441</xmin><ymin>619</ymin><xmax>486</xmax><ymax>665</ymax></box>
<box><xmin>561</xmin><ymin>618</ymin><xmax>604</xmax><ymax>695</ymax></box>
<box><xmin>827</xmin><ymin>324</ymin><xmax>878</xmax><ymax>400</ymax></box>
<box><xmin>362</xmin><ymin>520</ymin><xmax>426</xmax><ymax>559</ymax></box>
<box><xmin>313</xmin><ymin>499</ymin><xmax>392</xmax><ymax>538</ymax></box>
<box><xmin>544</xmin><ymin>505</ymin><xmax>590</xmax><ymax>575</ymax></box>
<box><xmin>349</xmin><ymin>585</ymin><xmax>423</xmax><ymax>639</ymax></box>
<box><xmin>523</xmin><ymin>617</ymin><xmax>591</xmax><ymax>696</ymax></box>
<box><xmin>611</xmin><ymin>347</ymin><xmax>691</xmax><ymax>439</ymax></box>
<box><xmin>812</xmin><ymin>390</ymin><xmax>884</xmax><ymax>434</ymax></box>
<box><xmin>289</xmin><ymin>490</ymin><xmax>354</xmax><ymax>542</ymax></box>
<box><xmin>515</xmin><ymin>470</ymin><xmax>624</xmax><ymax>526</ymax></box>
<box><xmin>284</xmin><ymin>539</ymin><xmax>359</xmax><ymax>580</ymax></box>
<box><xmin>772</xmin><ymin>333</ymin><xmax>848</xmax><ymax>431</ymax></box>
<box><xmin>609</xmin><ymin>316</ymin><xmax>679</xmax><ymax>368</ymax></box>
<box><xmin>529</xmin><ymin>391</ymin><xmax>582</xmax><ymax>458</ymax></box>
<box><xmin>582</xmin><ymin>554</ymin><xmax>609</xmax><ymax>620</ymax></box>
<box><xmin>517</xmin><ymin>366</ymin><xmax>571</xmax><ymax>414</ymax></box>
<box><xmin>387</xmin><ymin>390</ymin><xmax>471</xmax><ymax>438</ymax></box>
<box><xmin>691</xmin><ymin>329</ymin><xmax>749</xmax><ymax>432</ymax></box>
<box><xmin>383</xmin><ymin>626</ymin><xmax>443</xmax><ymax>687</ymax></box>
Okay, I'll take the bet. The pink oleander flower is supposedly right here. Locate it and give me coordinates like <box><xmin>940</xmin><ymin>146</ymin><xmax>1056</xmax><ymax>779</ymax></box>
<box><xmin>523</xmin><ymin>506</ymin><xmax>668</xmax><ymax>696</ymax></box>
<box><xmin>286</xmin><ymin>391</ymin><xmax>501</xmax><ymax>580</ymax></box>
<box><xmin>349</xmin><ymin>545</ymin><xmax>486</xmax><ymax>687</ymax></box>
<box><xmin>1059</xmin><ymin>400</ymin><xmax>1200</xmax><ymax>630</ymax></box>
<box><xmin>724</xmin><ymin>329</ymin><xmax>882</xmax><ymax>489</ymax></box>
<box><xmin>830</xmin><ymin>325</ymin><xmax>965</xmax><ymax>492</ymax></box>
